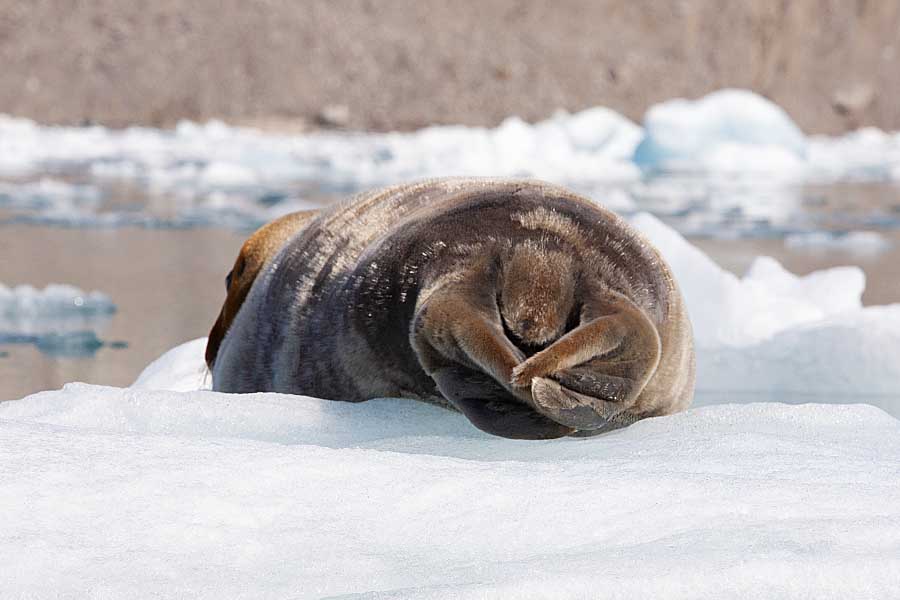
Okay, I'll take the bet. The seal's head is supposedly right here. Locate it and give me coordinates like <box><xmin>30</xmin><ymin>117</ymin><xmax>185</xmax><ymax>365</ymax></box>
<box><xmin>205</xmin><ymin>210</ymin><xmax>318</xmax><ymax>369</ymax></box>
<box><xmin>498</xmin><ymin>241</ymin><xmax>577</xmax><ymax>351</ymax></box>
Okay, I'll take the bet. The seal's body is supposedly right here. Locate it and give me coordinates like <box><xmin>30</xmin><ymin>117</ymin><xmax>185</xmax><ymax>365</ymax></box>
<box><xmin>209</xmin><ymin>179</ymin><xmax>695</xmax><ymax>439</ymax></box>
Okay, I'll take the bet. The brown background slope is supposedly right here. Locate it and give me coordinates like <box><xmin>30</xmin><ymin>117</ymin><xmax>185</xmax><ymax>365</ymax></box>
<box><xmin>1</xmin><ymin>0</ymin><xmax>898</xmax><ymax>133</ymax></box>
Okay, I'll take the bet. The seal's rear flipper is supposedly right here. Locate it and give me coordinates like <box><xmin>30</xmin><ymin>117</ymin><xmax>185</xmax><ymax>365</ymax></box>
<box><xmin>531</xmin><ymin>376</ymin><xmax>638</xmax><ymax>432</ymax></box>
<box><xmin>509</xmin><ymin>293</ymin><xmax>663</xmax><ymax>432</ymax></box>
<box><xmin>432</xmin><ymin>367</ymin><xmax>573</xmax><ymax>440</ymax></box>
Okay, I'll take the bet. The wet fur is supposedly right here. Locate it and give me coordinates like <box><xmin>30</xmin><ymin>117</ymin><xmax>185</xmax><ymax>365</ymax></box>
<box><xmin>209</xmin><ymin>179</ymin><xmax>695</xmax><ymax>439</ymax></box>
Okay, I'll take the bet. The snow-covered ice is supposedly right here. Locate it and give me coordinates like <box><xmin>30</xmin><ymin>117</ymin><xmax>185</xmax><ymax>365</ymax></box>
<box><xmin>631</xmin><ymin>214</ymin><xmax>867</xmax><ymax>346</ymax></box>
<box><xmin>0</xmin><ymin>109</ymin><xmax>642</xmax><ymax>230</ymax></box>
<box><xmin>132</xmin><ymin>337</ymin><xmax>211</xmax><ymax>392</ymax></box>
<box><xmin>0</xmin><ymin>108</ymin><xmax>642</xmax><ymax>189</ymax></box>
<box><xmin>2</xmin><ymin>383</ymin><xmax>898</xmax><ymax>598</ymax></box>
<box><xmin>629</xmin><ymin>213</ymin><xmax>900</xmax><ymax>397</ymax></box>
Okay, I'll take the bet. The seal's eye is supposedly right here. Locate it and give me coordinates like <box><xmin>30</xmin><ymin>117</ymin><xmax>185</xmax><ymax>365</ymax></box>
<box><xmin>225</xmin><ymin>270</ymin><xmax>233</xmax><ymax>290</ymax></box>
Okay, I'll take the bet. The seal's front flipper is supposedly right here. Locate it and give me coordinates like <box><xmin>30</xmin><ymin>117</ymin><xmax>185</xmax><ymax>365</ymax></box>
<box><xmin>432</xmin><ymin>366</ymin><xmax>573</xmax><ymax>440</ymax></box>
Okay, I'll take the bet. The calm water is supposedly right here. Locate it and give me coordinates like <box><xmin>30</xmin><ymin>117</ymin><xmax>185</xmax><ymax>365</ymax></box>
<box><xmin>0</xmin><ymin>225</ymin><xmax>245</xmax><ymax>400</ymax></box>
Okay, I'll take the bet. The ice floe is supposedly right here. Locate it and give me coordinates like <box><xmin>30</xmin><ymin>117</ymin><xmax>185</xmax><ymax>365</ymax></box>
<box><xmin>0</xmin><ymin>283</ymin><xmax>120</xmax><ymax>357</ymax></box>
<box><xmin>630</xmin><ymin>214</ymin><xmax>866</xmax><ymax>346</ymax></box>
<box><xmin>634</xmin><ymin>89</ymin><xmax>808</xmax><ymax>175</ymax></box>
<box><xmin>1</xmin><ymin>384</ymin><xmax>898</xmax><ymax>598</ymax></box>
<box><xmin>0</xmin><ymin>178</ymin><xmax>103</xmax><ymax>213</ymax></box>
<box><xmin>629</xmin><ymin>213</ymin><xmax>900</xmax><ymax>397</ymax></box>
<box><xmin>807</xmin><ymin>126</ymin><xmax>900</xmax><ymax>182</ymax></box>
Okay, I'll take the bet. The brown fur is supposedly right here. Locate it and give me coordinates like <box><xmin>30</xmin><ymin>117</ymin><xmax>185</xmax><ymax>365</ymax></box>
<box><xmin>209</xmin><ymin>179</ymin><xmax>695</xmax><ymax>439</ymax></box>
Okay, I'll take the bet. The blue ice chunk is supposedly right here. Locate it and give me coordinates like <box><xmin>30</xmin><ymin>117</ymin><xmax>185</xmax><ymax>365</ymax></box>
<box><xmin>634</xmin><ymin>89</ymin><xmax>808</xmax><ymax>174</ymax></box>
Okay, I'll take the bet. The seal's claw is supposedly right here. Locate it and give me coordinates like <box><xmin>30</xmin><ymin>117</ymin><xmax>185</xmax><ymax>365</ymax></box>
<box><xmin>530</xmin><ymin>376</ymin><xmax>619</xmax><ymax>431</ymax></box>
<box><xmin>510</xmin><ymin>362</ymin><xmax>533</xmax><ymax>388</ymax></box>
<box><xmin>511</xmin><ymin>355</ymin><xmax>551</xmax><ymax>388</ymax></box>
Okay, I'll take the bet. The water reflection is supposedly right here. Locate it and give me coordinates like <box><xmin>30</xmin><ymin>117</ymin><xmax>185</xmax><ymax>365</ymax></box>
<box><xmin>0</xmin><ymin>331</ymin><xmax>127</xmax><ymax>358</ymax></box>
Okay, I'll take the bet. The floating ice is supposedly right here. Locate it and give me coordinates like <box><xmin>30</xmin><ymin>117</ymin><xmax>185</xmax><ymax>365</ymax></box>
<box><xmin>633</xmin><ymin>89</ymin><xmax>808</xmax><ymax>175</ymax></box>
<box><xmin>0</xmin><ymin>108</ymin><xmax>642</xmax><ymax>193</ymax></box>
<box><xmin>630</xmin><ymin>214</ymin><xmax>864</xmax><ymax>344</ymax></box>
<box><xmin>0</xmin><ymin>283</ymin><xmax>115</xmax><ymax>323</ymax></box>
<box><xmin>784</xmin><ymin>230</ymin><xmax>892</xmax><ymax>254</ymax></box>
<box><xmin>0</xmin><ymin>283</ymin><xmax>119</xmax><ymax>357</ymax></box>
<box><xmin>629</xmin><ymin>213</ymin><xmax>900</xmax><ymax>397</ymax></box>
<box><xmin>0</xmin><ymin>109</ymin><xmax>641</xmax><ymax>230</ymax></box>
<box><xmin>0</xmin><ymin>331</ymin><xmax>106</xmax><ymax>358</ymax></box>
<box><xmin>807</xmin><ymin>127</ymin><xmax>900</xmax><ymax>182</ymax></box>
<box><xmin>697</xmin><ymin>305</ymin><xmax>900</xmax><ymax>397</ymax></box>
<box><xmin>630</xmin><ymin>88</ymin><xmax>900</xmax><ymax>184</ymax></box>
<box><xmin>0</xmin><ymin>178</ymin><xmax>103</xmax><ymax>212</ymax></box>
<box><xmin>1</xmin><ymin>384</ymin><xmax>898</xmax><ymax>598</ymax></box>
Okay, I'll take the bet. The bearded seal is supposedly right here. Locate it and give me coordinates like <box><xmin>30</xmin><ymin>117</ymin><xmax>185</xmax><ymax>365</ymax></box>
<box><xmin>208</xmin><ymin>178</ymin><xmax>695</xmax><ymax>439</ymax></box>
